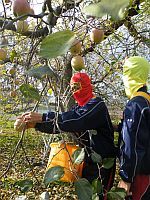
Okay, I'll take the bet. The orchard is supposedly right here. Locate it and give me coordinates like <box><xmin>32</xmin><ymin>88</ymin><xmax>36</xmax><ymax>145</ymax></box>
<box><xmin>0</xmin><ymin>0</ymin><xmax>149</xmax><ymax>199</ymax></box>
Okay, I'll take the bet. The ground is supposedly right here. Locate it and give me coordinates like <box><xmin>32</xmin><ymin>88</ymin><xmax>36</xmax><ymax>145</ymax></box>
<box><xmin>0</xmin><ymin>121</ymin><xmax>120</xmax><ymax>200</ymax></box>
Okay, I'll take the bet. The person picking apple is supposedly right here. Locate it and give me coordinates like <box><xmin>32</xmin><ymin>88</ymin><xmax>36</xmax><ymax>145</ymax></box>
<box><xmin>14</xmin><ymin>72</ymin><xmax>116</xmax><ymax>200</ymax></box>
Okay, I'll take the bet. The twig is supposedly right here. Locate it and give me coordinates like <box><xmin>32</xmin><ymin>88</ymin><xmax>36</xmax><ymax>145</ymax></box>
<box><xmin>0</xmin><ymin>83</ymin><xmax>48</xmax><ymax>179</ymax></box>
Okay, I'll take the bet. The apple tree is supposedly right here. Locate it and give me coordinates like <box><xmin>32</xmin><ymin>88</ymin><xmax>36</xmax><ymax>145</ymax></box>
<box><xmin>0</xmin><ymin>0</ymin><xmax>149</xmax><ymax>199</ymax></box>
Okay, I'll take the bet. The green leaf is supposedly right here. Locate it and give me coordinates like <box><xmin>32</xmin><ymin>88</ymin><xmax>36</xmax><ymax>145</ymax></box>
<box><xmin>48</xmin><ymin>88</ymin><xmax>53</xmax><ymax>95</ymax></box>
<box><xmin>72</xmin><ymin>148</ymin><xmax>85</xmax><ymax>164</ymax></box>
<box><xmin>92</xmin><ymin>179</ymin><xmax>103</xmax><ymax>195</ymax></box>
<box><xmin>10</xmin><ymin>49</ymin><xmax>17</xmax><ymax>62</ymax></box>
<box><xmin>39</xmin><ymin>30</ymin><xmax>76</xmax><ymax>59</ymax></box>
<box><xmin>83</xmin><ymin>0</ymin><xmax>129</xmax><ymax>20</ymax></box>
<box><xmin>107</xmin><ymin>187</ymin><xmax>126</xmax><ymax>200</ymax></box>
<box><xmin>74</xmin><ymin>178</ymin><xmax>93</xmax><ymax>200</ymax></box>
<box><xmin>14</xmin><ymin>179</ymin><xmax>33</xmax><ymax>193</ymax></box>
<box><xmin>92</xmin><ymin>193</ymin><xmax>100</xmax><ymax>200</ymax></box>
<box><xmin>27</xmin><ymin>65</ymin><xmax>55</xmax><ymax>79</ymax></box>
<box><xmin>44</xmin><ymin>166</ymin><xmax>64</xmax><ymax>186</ymax></box>
<box><xmin>91</xmin><ymin>151</ymin><xmax>102</xmax><ymax>164</ymax></box>
<box><xmin>102</xmin><ymin>158</ymin><xmax>115</xmax><ymax>169</ymax></box>
<box><xmin>19</xmin><ymin>84</ymin><xmax>40</xmax><ymax>101</ymax></box>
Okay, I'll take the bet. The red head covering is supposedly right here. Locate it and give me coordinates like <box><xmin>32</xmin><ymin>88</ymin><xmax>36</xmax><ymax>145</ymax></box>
<box><xmin>70</xmin><ymin>72</ymin><xmax>94</xmax><ymax>106</ymax></box>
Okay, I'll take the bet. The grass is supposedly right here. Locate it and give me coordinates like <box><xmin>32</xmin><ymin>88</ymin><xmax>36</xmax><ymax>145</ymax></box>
<box><xmin>0</xmin><ymin>114</ymin><xmax>120</xmax><ymax>199</ymax></box>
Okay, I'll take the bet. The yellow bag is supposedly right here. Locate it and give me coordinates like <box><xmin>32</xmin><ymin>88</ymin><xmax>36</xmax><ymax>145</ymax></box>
<box><xmin>47</xmin><ymin>142</ymin><xmax>84</xmax><ymax>182</ymax></box>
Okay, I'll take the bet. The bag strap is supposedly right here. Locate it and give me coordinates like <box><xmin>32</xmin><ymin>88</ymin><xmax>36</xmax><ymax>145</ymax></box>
<box><xmin>133</xmin><ymin>91</ymin><xmax>150</xmax><ymax>103</ymax></box>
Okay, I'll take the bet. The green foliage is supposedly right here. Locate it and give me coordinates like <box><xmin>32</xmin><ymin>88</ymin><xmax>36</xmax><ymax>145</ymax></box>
<box><xmin>91</xmin><ymin>151</ymin><xmax>102</xmax><ymax>164</ymax></box>
<box><xmin>10</xmin><ymin>49</ymin><xmax>18</xmax><ymax>62</ymax></box>
<box><xmin>44</xmin><ymin>166</ymin><xmax>65</xmax><ymax>186</ymax></box>
<box><xmin>83</xmin><ymin>0</ymin><xmax>129</xmax><ymax>20</ymax></box>
<box><xmin>72</xmin><ymin>148</ymin><xmax>85</xmax><ymax>164</ymax></box>
<box><xmin>27</xmin><ymin>65</ymin><xmax>55</xmax><ymax>79</ymax></box>
<box><xmin>107</xmin><ymin>187</ymin><xmax>126</xmax><ymax>200</ymax></box>
<box><xmin>103</xmin><ymin>158</ymin><xmax>115</xmax><ymax>169</ymax></box>
<box><xmin>92</xmin><ymin>179</ymin><xmax>103</xmax><ymax>195</ymax></box>
<box><xmin>39</xmin><ymin>30</ymin><xmax>76</xmax><ymax>59</ymax></box>
<box><xmin>19</xmin><ymin>84</ymin><xmax>40</xmax><ymax>101</ymax></box>
<box><xmin>74</xmin><ymin>178</ymin><xmax>93</xmax><ymax>200</ymax></box>
<box><xmin>14</xmin><ymin>179</ymin><xmax>33</xmax><ymax>193</ymax></box>
<box><xmin>92</xmin><ymin>193</ymin><xmax>100</xmax><ymax>200</ymax></box>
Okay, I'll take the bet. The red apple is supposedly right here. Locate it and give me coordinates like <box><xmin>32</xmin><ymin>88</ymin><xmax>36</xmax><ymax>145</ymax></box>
<box><xmin>13</xmin><ymin>0</ymin><xmax>31</xmax><ymax>18</ymax></box>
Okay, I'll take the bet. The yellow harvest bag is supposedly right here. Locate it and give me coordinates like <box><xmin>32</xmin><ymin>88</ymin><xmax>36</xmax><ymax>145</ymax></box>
<box><xmin>47</xmin><ymin>142</ymin><xmax>84</xmax><ymax>182</ymax></box>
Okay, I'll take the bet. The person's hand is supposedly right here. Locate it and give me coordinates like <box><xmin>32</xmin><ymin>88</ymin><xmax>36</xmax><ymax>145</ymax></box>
<box><xmin>118</xmin><ymin>180</ymin><xmax>132</xmax><ymax>196</ymax></box>
<box><xmin>21</xmin><ymin>112</ymin><xmax>43</xmax><ymax>129</ymax></box>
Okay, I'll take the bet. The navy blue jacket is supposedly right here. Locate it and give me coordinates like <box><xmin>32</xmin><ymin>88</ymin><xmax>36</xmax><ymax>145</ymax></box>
<box><xmin>35</xmin><ymin>97</ymin><xmax>116</xmax><ymax>159</ymax></box>
<box><xmin>119</xmin><ymin>94</ymin><xmax>150</xmax><ymax>183</ymax></box>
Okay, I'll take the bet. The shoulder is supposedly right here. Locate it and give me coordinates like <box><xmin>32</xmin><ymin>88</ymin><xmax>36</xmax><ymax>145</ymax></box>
<box><xmin>127</xmin><ymin>96</ymin><xmax>149</xmax><ymax>109</ymax></box>
<box><xmin>124</xmin><ymin>96</ymin><xmax>149</xmax><ymax>117</ymax></box>
<box><xmin>89</xmin><ymin>96</ymin><xmax>104</xmax><ymax>104</ymax></box>
<box><xmin>86</xmin><ymin>96</ymin><xmax>106</xmax><ymax>108</ymax></box>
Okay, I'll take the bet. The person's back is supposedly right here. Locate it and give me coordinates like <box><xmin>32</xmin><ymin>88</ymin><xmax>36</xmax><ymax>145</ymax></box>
<box><xmin>118</xmin><ymin>56</ymin><xmax>150</xmax><ymax>200</ymax></box>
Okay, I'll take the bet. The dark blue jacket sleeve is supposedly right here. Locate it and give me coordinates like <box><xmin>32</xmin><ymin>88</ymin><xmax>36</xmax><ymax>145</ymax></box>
<box><xmin>35</xmin><ymin>99</ymin><xmax>107</xmax><ymax>134</ymax></box>
<box><xmin>119</xmin><ymin>100</ymin><xmax>143</xmax><ymax>182</ymax></box>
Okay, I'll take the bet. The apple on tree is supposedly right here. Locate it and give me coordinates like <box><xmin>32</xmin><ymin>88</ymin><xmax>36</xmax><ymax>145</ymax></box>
<box><xmin>71</xmin><ymin>55</ymin><xmax>85</xmax><ymax>71</ymax></box>
<box><xmin>14</xmin><ymin>79</ymin><xmax>20</xmax><ymax>85</ymax></box>
<box><xmin>70</xmin><ymin>39</ymin><xmax>82</xmax><ymax>55</ymax></box>
<box><xmin>16</xmin><ymin>20</ymin><xmax>29</xmax><ymax>33</ymax></box>
<box><xmin>1</xmin><ymin>37</ymin><xmax>8</xmax><ymax>47</ymax></box>
<box><xmin>8</xmin><ymin>68</ymin><xmax>16</xmax><ymax>75</ymax></box>
<box><xmin>90</xmin><ymin>28</ymin><xmax>104</xmax><ymax>44</ymax></box>
<box><xmin>29</xmin><ymin>8</ymin><xmax>35</xmax><ymax>15</ymax></box>
<box><xmin>0</xmin><ymin>48</ymin><xmax>7</xmax><ymax>61</ymax></box>
<box><xmin>12</xmin><ymin>0</ymin><xmax>31</xmax><ymax>18</ymax></box>
<box><xmin>10</xmin><ymin>90</ymin><xmax>17</xmax><ymax>98</ymax></box>
<box><xmin>4</xmin><ymin>0</ymin><xmax>11</xmax><ymax>3</ymax></box>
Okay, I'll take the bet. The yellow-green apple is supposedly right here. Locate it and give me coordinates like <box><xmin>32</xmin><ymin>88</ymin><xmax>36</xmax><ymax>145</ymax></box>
<box><xmin>70</xmin><ymin>39</ymin><xmax>82</xmax><ymax>55</ymax></box>
<box><xmin>71</xmin><ymin>55</ymin><xmax>85</xmax><ymax>71</ymax></box>
<box><xmin>14</xmin><ymin>118</ymin><xmax>25</xmax><ymax>132</ymax></box>
<box><xmin>90</xmin><ymin>28</ymin><xmax>104</xmax><ymax>44</ymax></box>
<box><xmin>16</xmin><ymin>20</ymin><xmax>29</xmax><ymax>33</ymax></box>
<box><xmin>0</xmin><ymin>48</ymin><xmax>7</xmax><ymax>60</ymax></box>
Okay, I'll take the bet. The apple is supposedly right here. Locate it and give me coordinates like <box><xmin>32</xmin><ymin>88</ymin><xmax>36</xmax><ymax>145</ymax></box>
<box><xmin>16</xmin><ymin>20</ymin><xmax>29</xmax><ymax>33</ymax></box>
<box><xmin>9</xmin><ymin>68</ymin><xmax>16</xmax><ymax>75</ymax></box>
<box><xmin>14</xmin><ymin>79</ymin><xmax>20</xmax><ymax>85</ymax></box>
<box><xmin>90</xmin><ymin>28</ymin><xmax>104</xmax><ymax>44</ymax></box>
<box><xmin>12</xmin><ymin>0</ymin><xmax>31</xmax><ymax>18</ymax></box>
<box><xmin>14</xmin><ymin>118</ymin><xmax>25</xmax><ymax>132</ymax></box>
<box><xmin>1</xmin><ymin>37</ymin><xmax>8</xmax><ymax>47</ymax></box>
<box><xmin>70</xmin><ymin>39</ymin><xmax>82</xmax><ymax>55</ymax></box>
<box><xmin>71</xmin><ymin>55</ymin><xmax>85</xmax><ymax>71</ymax></box>
<box><xmin>10</xmin><ymin>90</ymin><xmax>17</xmax><ymax>98</ymax></box>
<box><xmin>0</xmin><ymin>48</ymin><xmax>7</xmax><ymax>60</ymax></box>
<box><xmin>29</xmin><ymin>8</ymin><xmax>35</xmax><ymax>15</ymax></box>
<box><xmin>5</xmin><ymin>0</ymin><xmax>11</xmax><ymax>3</ymax></box>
